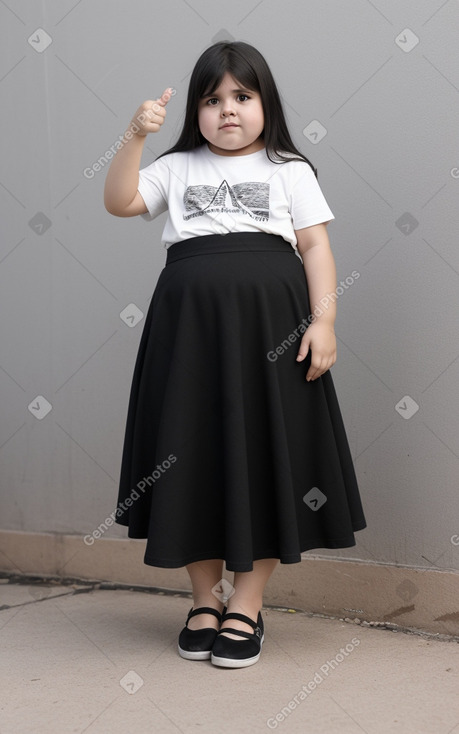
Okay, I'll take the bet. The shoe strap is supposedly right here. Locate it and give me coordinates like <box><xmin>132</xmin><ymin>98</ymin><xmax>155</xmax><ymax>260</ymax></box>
<box><xmin>186</xmin><ymin>605</ymin><xmax>226</xmax><ymax>625</ymax></box>
<box><xmin>221</xmin><ymin>611</ymin><xmax>259</xmax><ymax>630</ymax></box>
<box><xmin>218</xmin><ymin>626</ymin><xmax>260</xmax><ymax>641</ymax></box>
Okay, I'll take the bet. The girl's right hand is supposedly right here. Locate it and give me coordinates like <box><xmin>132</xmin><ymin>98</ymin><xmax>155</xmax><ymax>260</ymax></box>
<box><xmin>131</xmin><ymin>88</ymin><xmax>173</xmax><ymax>136</ymax></box>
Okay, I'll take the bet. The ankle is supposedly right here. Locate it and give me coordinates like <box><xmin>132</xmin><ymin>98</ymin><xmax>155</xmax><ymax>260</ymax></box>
<box><xmin>192</xmin><ymin>596</ymin><xmax>224</xmax><ymax>613</ymax></box>
<box><xmin>224</xmin><ymin>598</ymin><xmax>262</xmax><ymax>621</ymax></box>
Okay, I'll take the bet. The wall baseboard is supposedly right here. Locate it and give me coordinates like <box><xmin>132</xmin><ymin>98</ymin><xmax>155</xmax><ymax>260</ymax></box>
<box><xmin>1</xmin><ymin>530</ymin><xmax>458</xmax><ymax>638</ymax></box>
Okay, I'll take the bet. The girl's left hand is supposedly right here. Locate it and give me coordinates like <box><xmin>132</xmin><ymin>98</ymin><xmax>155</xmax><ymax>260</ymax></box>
<box><xmin>296</xmin><ymin>322</ymin><xmax>337</xmax><ymax>381</ymax></box>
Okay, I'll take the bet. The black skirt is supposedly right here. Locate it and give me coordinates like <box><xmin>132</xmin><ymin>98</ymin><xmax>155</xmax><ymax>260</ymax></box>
<box><xmin>114</xmin><ymin>232</ymin><xmax>366</xmax><ymax>572</ymax></box>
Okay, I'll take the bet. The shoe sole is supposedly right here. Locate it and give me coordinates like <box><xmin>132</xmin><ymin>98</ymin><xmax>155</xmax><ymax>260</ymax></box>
<box><xmin>178</xmin><ymin>644</ymin><xmax>212</xmax><ymax>660</ymax></box>
<box><xmin>210</xmin><ymin>635</ymin><xmax>264</xmax><ymax>668</ymax></box>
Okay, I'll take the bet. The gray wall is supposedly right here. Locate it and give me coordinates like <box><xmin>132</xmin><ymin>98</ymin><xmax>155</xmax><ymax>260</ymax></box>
<box><xmin>1</xmin><ymin>1</ymin><xmax>458</xmax><ymax>574</ymax></box>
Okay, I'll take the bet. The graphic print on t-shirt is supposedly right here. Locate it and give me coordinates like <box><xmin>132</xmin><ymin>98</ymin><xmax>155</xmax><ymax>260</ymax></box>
<box><xmin>183</xmin><ymin>180</ymin><xmax>270</xmax><ymax>222</ymax></box>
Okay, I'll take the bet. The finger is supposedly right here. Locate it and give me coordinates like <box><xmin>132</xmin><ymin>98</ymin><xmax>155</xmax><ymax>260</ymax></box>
<box><xmin>306</xmin><ymin>354</ymin><xmax>335</xmax><ymax>381</ymax></box>
<box><xmin>306</xmin><ymin>356</ymin><xmax>325</xmax><ymax>382</ymax></box>
<box><xmin>156</xmin><ymin>87</ymin><xmax>173</xmax><ymax>106</ymax></box>
<box><xmin>145</xmin><ymin>103</ymin><xmax>167</xmax><ymax>126</ymax></box>
<box><xmin>296</xmin><ymin>340</ymin><xmax>310</xmax><ymax>362</ymax></box>
<box><xmin>138</xmin><ymin>102</ymin><xmax>162</xmax><ymax>120</ymax></box>
<box><xmin>306</xmin><ymin>367</ymin><xmax>317</xmax><ymax>382</ymax></box>
<box><xmin>306</xmin><ymin>367</ymin><xmax>322</xmax><ymax>381</ymax></box>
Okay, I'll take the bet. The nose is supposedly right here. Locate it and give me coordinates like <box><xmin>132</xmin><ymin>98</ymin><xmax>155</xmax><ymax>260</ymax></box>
<box><xmin>221</xmin><ymin>98</ymin><xmax>235</xmax><ymax>116</ymax></box>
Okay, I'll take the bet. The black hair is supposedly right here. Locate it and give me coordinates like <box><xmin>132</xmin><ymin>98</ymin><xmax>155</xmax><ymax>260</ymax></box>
<box><xmin>156</xmin><ymin>40</ymin><xmax>318</xmax><ymax>178</ymax></box>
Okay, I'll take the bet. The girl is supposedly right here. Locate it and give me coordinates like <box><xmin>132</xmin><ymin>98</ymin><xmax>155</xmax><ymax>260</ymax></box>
<box><xmin>104</xmin><ymin>41</ymin><xmax>366</xmax><ymax>669</ymax></box>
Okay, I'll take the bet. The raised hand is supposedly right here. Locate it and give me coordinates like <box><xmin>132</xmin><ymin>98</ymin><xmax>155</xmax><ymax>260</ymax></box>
<box><xmin>131</xmin><ymin>87</ymin><xmax>174</xmax><ymax>136</ymax></box>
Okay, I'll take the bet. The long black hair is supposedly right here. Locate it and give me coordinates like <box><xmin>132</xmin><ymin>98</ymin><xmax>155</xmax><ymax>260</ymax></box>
<box><xmin>156</xmin><ymin>41</ymin><xmax>318</xmax><ymax>178</ymax></box>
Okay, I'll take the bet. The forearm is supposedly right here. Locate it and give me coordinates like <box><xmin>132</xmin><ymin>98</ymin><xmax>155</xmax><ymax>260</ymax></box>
<box><xmin>301</xmin><ymin>243</ymin><xmax>337</xmax><ymax>327</ymax></box>
<box><xmin>104</xmin><ymin>130</ymin><xmax>146</xmax><ymax>213</ymax></box>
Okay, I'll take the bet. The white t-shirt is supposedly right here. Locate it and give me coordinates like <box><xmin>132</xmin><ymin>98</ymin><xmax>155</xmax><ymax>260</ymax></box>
<box><xmin>137</xmin><ymin>143</ymin><xmax>334</xmax><ymax>253</ymax></box>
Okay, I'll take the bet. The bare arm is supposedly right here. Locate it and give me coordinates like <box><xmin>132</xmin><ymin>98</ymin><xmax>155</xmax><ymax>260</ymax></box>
<box><xmin>294</xmin><ymin>223</ymin><xmax>337</xmax><ymax>381</ymax></box>
<box><xmin>104</xmin><ymin>88</ymin><xmax>173</xmax><ymax>217</ymax></box>
<box><xmin>296</xmin><ymin>223</ymin><xmax>337</xmax><ymax>327</ymax></box>
<box><xmin>104</xmin><ymin>133</ymin><xmax>148</xmax><ymax>217</ymax></box>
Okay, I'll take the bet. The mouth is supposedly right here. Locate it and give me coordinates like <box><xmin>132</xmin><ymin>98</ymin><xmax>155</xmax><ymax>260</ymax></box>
<box><xmin>220</xmin><ymin>123</ymin><xmax>239</xmax><ymax>129</ymax></box>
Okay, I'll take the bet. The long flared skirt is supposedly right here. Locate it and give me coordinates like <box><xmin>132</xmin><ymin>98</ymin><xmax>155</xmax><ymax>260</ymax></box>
<box><xmin>114</xmin><ymin>232</ymin><xmax>366</xmax><ymax>572</ymax></box>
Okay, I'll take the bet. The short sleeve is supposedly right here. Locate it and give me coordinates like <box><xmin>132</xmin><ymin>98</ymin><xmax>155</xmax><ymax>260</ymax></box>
<box><xmin>289</xmin><ymin>164</ymin><xmax>335</xmax><ymax>230</ymax></box>
<box><xmin>137</xmin><ymin>158</ymin><xmax>169</xmax><ymax>222</ymax></box>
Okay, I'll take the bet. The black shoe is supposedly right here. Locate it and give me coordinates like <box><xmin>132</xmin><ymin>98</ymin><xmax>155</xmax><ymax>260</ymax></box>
<box><xmin>178</xmin><ymin>606</ymin><xmax>226</xmax><ymax>660</ymax></box>
<box><xmin>211</xmin><ymin>610</ymin><xmax>264</xmax><ymax>668</ymax></box>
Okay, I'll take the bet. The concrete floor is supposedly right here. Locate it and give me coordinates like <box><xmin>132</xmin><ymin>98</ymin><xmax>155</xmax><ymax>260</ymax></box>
<box><xmin>1</xmin><ymin>578</ymin><xmax>458</xmax><ymax>734</ymax></box>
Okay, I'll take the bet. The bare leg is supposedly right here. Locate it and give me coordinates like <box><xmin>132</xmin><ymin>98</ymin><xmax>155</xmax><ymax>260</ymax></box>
<box><xmin>219</xmin><ymin>558</ymin><xmax>279</xmax><ymax>640</ymax></box>
<box><xmin>185</xmin><ymin>559</ymin><xmax>225</xmax><ymax>630</ymax></box>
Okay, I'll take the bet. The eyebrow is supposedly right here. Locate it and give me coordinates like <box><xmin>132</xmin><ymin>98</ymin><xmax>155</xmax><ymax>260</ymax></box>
<box><xmin>201</xmin><ymin>88</ymin><xmax>252</xmax><ymax>98</ymax></box>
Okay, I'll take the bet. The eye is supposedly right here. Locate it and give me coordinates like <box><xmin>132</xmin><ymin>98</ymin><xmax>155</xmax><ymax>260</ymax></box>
<box><xmin>204</xmin><ymin>94</ymin><xmax>251</xmax><ymax>106</ymax></box>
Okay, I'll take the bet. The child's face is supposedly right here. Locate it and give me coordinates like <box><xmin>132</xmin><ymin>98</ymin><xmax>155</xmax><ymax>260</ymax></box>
<box><xmin>198</xmin><ymin>72</ymin><xmax>264</xmax><ymax>156</ymax></box>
